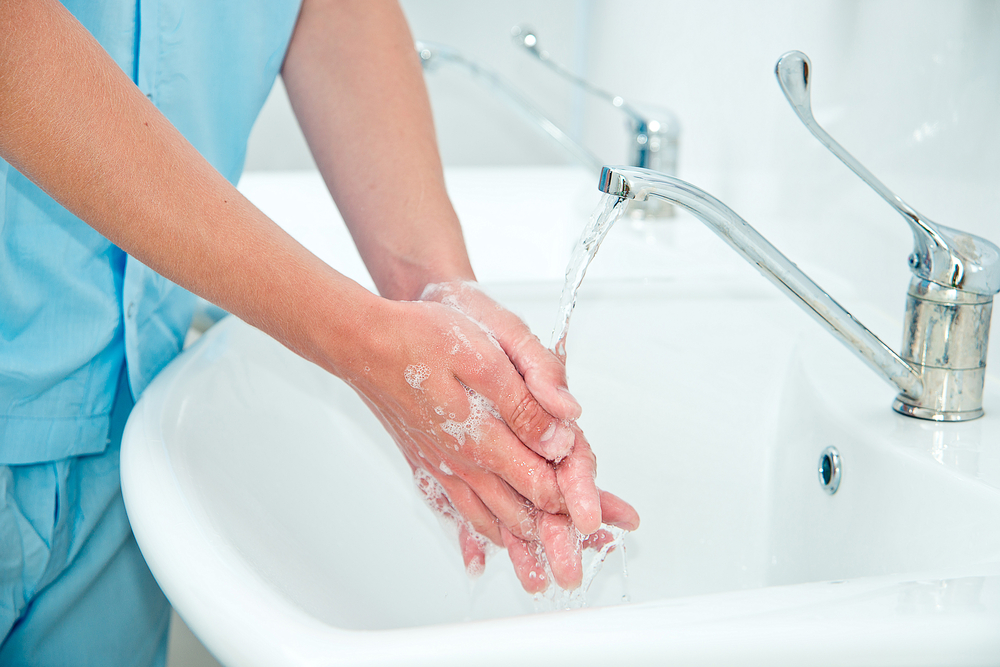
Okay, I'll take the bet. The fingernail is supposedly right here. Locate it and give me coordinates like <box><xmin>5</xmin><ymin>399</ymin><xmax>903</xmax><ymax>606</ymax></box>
<box><xmin>574</xmin><ymin>502</ymin><xmax>602</xmax><ymax>536</ymax></box>
<box><xmin>609</xmin><ymin>517</ymin><xmax>640</xmax><ymax>531</ymax></box>
<box><xmin>558</xmin><ymin>387</ymin><xmax>582</xmax><ymax>419</ymax></box>
<box><xmin>539</xmin><ymin>421</ymin><xmax>574</xmax><ymax>460</ymax></box>
<box><xmin>465</xmin><ymin>554</ymin><xmax>486</xmax><ymax>578</ymax></box>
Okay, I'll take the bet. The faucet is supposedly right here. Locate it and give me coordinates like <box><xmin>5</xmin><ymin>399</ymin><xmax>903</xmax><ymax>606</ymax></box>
<box><xmin>415</xmin><ymin>40</ymin><xmax>604</xmax><ymax>174</ymax></box>
<box><xmin>597</xmin><ymin>51</ymin><xmax>1000</xmax><ymax>422</ymax></box>
<box><xmin>511</xmin><ymin>25</ymin><xmax>679</xmax><ymax>220</ymax></box>
<box><xmin>510</xmin><ymin>25</ymin><xmax>680</xmax><ymax>181</ymax></box>
<box><xmin>417</xmin><ymin>36</ymin><xmax>678</xmax><ymax>219</ymax></box>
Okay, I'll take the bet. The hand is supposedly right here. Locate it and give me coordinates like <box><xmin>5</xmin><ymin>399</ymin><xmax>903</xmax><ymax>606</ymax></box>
<box><xmin>418</xmin><ymin>282</ymin><xmax>640</xmax><ymax>590</ymax></box>
<box><xmin>501</xmin><ymin>490</ymin><xmax>640</xmax><ymax>593</ymax></box>
<box><xmin>338</xmin><ymin>296</ymin><xmax>586</xmax><ymax>576</ymax></box>
<box><xmin>419</xmin><ymin>281</ymin><xmax>601</xmax><ymax>529</ymax></box>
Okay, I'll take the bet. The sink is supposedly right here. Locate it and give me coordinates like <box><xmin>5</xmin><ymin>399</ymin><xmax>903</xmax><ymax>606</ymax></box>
<box><xmin>122</xmin><ymin>168</ymin><xmax>1000</xmax><ymax>666</ymax></box>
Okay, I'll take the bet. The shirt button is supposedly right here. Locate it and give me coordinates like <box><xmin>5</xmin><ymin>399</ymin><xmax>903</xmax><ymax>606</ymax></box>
<box><xmin>126</xmin><ymin>302</ymin><xmax>136</xmax><ymax>319</ymax></box>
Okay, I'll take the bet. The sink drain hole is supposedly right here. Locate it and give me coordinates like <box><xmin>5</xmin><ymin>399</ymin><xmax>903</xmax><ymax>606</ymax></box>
<box><xmin>818</xmin><ymin>446</ymin><xmax>841</xmax><ymax>494</ymax></box>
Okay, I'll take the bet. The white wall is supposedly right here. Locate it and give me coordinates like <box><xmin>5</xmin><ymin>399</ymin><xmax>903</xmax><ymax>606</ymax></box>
<box><xmin>244</xmin><ymin>0</ymin><xmax>591</xmax><ymax>171</ymax></box>
<box><xmin>247</xmin><ymin>1</ymin><xmax>1000</xmax><ymax>180</ymax></box>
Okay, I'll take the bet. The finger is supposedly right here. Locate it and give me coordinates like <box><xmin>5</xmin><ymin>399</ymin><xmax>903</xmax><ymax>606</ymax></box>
<box><xmin>420</xmin><ymin>466</ymin><xmax>504</xmax><ymax>547</ymax></box>
<box><xmin>538</xmin><ymin>512</ymin><xmax>583</xmax><ymax>590</ymax></box>
<box><xmin>428</xmin><ymin>283</ymin><xmax>581</xmax><ymax>451</ymax></box>
<box><xmin>434</xmin><ymin>384</ymin><xmax>568</xmax><ymax>516</ymax></box>
<box><xmin>499</xmin><ymin>327</ymin><xmax>581</xmax><ymax>420</ymax></box>
<box><xmin>555</xmin><ymin>427</ymin><xmax>602</xmax><ymax>535</ymax></box>
<box><xmin>460</xmin><ymin>428</ymin><xmax>567</xmax><ymax>517</ymax></box>
<box><xmin>464</xmin><ymin>298</ymin><xmax>582</xmax><ymax>421</ymax></box>
<box><xmin>462</xmin><ymin>361</ymin><xmax>576</xmax><ymax>462</ymax></box>
<box><xmin>598</xmin><ymin>489</ymin><xmax>640</xmax><ymax>531</ymax></box>
<box><xmin>458</xmin><ymin>523</ymin><xmax>488</xmax><ymax>578</ymax></box>
<box><xmin>500</xmin><ymin>526</ymin><xmax>548</xmax><ymax>594</ymax></box>
<box><xmin>446</xmin><ymin>461</ymin><xmax>539</xmax><ymax>541</ymax></box>
<box><xmin>582</xmin><ymin>528</ymin><xmax>617</xmax><ymax>551</ymax></box>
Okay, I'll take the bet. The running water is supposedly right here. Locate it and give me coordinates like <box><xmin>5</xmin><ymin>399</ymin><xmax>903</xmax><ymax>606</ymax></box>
<box><xmin>531</xmin><ymin>525</ymin><xmax>630</xmax><ymax>612</ymax></box>
<box><xmin>530</xmin><ymin>193</ymin><xmax>632</xmax><ymax>611</ymax></box>
<box><xmin>550</xmin><ymin>194</ymin><xmax>629</xmax><ymax>360</ymax></box>
<box><xmin>423</xmin><ymin>195</ymin><xmax>635</xmax><ymax>608</ymax></box>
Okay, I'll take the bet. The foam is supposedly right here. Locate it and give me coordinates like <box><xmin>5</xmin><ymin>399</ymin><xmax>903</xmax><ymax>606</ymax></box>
<box><xmin>404</xmin><ymin>363</ymin><xmax>431</xmax><ymax>390</ymax></box>
<box><xmin>447</xmin><ymin>324</ymin><xmax>473</xmax><ymax>356</ymax></box>
<box><xmin>439</xmin><ymin>382</ymin><xmax>501</xmax><ymax>447</ymax></box>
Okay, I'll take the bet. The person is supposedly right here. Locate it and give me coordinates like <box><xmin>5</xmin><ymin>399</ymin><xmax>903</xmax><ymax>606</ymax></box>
<box><xmin>0</xmin><ymin>0</ymin><xmax>639</xmax><ymax>664</ymax></box>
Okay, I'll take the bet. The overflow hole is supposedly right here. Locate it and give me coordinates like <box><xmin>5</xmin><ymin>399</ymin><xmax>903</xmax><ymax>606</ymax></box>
<box><xmin>818</xmin><ymin>446</ymin><xmax>841</xmax><ymax>495</ymax></box>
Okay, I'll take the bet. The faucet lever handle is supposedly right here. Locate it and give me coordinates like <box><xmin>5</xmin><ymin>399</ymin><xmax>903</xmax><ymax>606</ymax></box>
<box><xmin>775</xmin><ymin>50</ymin><xmax>1000</xmax><ymax>295</ymax></box>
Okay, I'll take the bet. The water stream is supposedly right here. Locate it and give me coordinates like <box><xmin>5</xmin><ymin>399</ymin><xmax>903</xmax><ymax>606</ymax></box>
<box><xmin>531</xmin><ymin>193</ymin><xmax>632</xmax><ymax>610</ymax></box>
<box><xmin>550</xmin><ymin>194</ymin><xmax>629</xmax><ymax>359</ymax></box>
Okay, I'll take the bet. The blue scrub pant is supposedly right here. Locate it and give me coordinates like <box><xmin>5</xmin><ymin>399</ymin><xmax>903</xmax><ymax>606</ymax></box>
<box><xmin>0</xmin><ymin>370</ymin><xmax>170</xmax><ymax>666</ymax></box>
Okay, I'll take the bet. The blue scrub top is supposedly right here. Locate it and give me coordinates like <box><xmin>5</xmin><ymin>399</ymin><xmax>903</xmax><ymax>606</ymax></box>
<box><xmin>0</xmin><ymin>0</ymin><xmax>302</xmax><ymax>464</ymax></box>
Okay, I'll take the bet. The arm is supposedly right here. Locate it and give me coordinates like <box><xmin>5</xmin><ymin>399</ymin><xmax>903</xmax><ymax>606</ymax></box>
<box><xmin>280</xmin><ymin>0</ymin><xmax>470</xmax><ymax>302</ymax></box>
<box><xmin>280</xmin><ymin>1</ymin><xmax>591</xmax><ymax>447</ymax></box>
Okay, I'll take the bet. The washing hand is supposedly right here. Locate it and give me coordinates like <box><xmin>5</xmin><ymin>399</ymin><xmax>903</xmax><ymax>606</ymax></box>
<box><xmin>415</xmin><ymin>281</ymin><xmax>640</xmax><ymax>591</ymax></box>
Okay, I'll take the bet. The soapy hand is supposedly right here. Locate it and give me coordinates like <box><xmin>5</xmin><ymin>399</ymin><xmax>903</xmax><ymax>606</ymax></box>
<box><xmin>415</xmin><ymin>281</ymin><xmax>640</xmax><ymax>590</ymax></box>
<box><xmin>337</xmin><ymin>280</ymin><xmax>638</xmax><ymax>591</ymax></box>
<box><xmin>340</xmin><ymin>296</ymin><xmax>570</xmax><ymax>544</ymax></box>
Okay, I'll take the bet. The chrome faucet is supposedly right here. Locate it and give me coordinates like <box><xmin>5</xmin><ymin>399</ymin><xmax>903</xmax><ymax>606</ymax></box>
<box><xmin>597</xmin><ymin>54</ymin><xmax>1000</xmax><ymax>421</ymax></box>
<box><xmin>416</xmin><ymin>41</ymin><xmax>603</xmax><ymax>174</ymax></box>
<box><xmin>511</xmin><ymin>25</ymin><xmax>680</xmax><ymax>180</ymax></box>
<box><xmin>417</xmin><ymin>35</ymin><xmax>679</xmax><ymax>218</ymax></box>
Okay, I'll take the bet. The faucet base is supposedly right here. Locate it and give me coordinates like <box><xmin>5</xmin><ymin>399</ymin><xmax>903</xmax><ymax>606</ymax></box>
<box><xmin>892</xmin><ymin>396</ymin><xmax>984</xmax><ymax>422</ymax></box>
<box><xmin>894</xmin><ymin>279</ymin><xmax>993</xmax><ymax>422</ymax></box>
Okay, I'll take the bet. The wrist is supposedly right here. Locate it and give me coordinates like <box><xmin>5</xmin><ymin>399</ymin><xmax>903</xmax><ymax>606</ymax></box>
<box><xmin>380</xmin><ymin>263</ymin><xmax>477</xmax><ymax>302</ymax></box>
<box><xmin>279</xmin><ymin>271</ymin><xmax>386</xmax><ymax>379</ymax></box>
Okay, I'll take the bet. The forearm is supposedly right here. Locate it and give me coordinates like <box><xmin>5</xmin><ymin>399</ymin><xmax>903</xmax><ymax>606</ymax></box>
<box><xmin>281</xmin><ymin>0</ymin><xmax>474</xmax><ymax>301</ymax></box>
<box><xmin>0</xmin><ymin>0</ymin><xmax>377</xmax><ymax>372</ymax></box>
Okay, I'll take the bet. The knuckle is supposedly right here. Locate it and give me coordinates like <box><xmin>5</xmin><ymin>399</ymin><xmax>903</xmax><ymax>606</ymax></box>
<box><xmin>507</xmin><ymin>502</ymin><xmax>537</xmax><ymax>541</ymax></box>
<box><xmin>507</xmin><ymin>393</ymin><xmax>550</xmax><ymax>441</ymax></box>
<box><xmin>528</xmin><ymin>466</ymin><xmax>563</xmax><ymax>515</ymax></box>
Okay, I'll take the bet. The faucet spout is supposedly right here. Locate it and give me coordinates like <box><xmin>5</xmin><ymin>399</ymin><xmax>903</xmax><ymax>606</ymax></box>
<box><xmin>599</xmin><ymin>166</ymin><xmax>928</xmax><ymax>403</ymax></box>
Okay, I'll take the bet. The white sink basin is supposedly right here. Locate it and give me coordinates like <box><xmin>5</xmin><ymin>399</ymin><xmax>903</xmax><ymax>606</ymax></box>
<box><xmin>123</xmin><ymin>169</ymin><xmax>1000</xmax><ymax>665</ymax></box>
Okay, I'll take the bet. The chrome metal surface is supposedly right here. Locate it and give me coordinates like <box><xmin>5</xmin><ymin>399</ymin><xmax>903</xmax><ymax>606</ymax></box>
<box><xmin>510</xmin><ymin>25</ymin><xmax>680</xmax><ymax>179</ymax></box>
<box><xmin>818</xmin><ymin>447</ymin><xmax>842</xmax><ymax>495</ymax></box>
<box><xmin>598</xmin><ymin>166</ymin><xmax>923</xmax><ymax>400</ymax></box>
<box><xmin>775</xmin><ymin>50</ymin><xmax>1000</xmax><ymax>296</ymax></box>
<box><xmin>892</xmin><ymin>278</ymin><xmax>993</xmax><ymax>420</ymax></box>
<box><xmin>416</xmin><ymin>41</ymin><xmax>603</xmax><ymax>174</ymax></box>
<box><xmin>598</xmin><ymin>165</ymin><xmax>994</xmax><ymax>421</ymax></box>
<box><xmin>773</xmin><ymin>50</ymin><xmax>1000</xmax><ymax>420</ymax></box>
